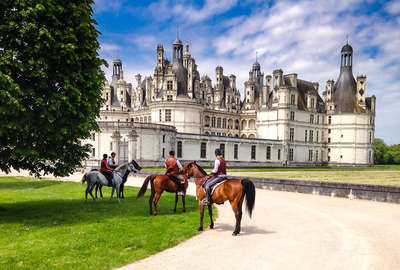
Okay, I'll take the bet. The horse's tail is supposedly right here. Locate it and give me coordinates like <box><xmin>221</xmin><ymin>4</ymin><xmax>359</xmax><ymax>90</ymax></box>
<box><xmin>136</xmin><ymin>175</ymin><xmax>156</xmax><ymax>199</ymax></box>
<box><xmin>241</xmin><ymin>179</ymin><xmax>256</xmax><ymax>218</ymax></box>
<box><xmin>80</xmin><ymin>173</ymin><xmax>87</xmax><ymax>185</ymax></box>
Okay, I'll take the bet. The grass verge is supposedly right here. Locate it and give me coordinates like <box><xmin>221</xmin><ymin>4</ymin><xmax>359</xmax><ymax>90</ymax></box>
<box><xmin>0</xmin><ymin>176</ymin><xmax>212</xmax><ymax>269</ymax></box>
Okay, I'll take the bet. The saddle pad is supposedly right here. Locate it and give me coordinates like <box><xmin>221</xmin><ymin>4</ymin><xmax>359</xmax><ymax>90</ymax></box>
<box><xmin>203</xmin><ymin>180</ymin><xmax>227</xmax><ymax>196</ymax></box>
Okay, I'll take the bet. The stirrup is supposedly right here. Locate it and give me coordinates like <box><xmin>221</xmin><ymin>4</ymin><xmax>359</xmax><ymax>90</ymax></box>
<box><xmin>201</xmin><ymin>198</ymin><xmax>210</xmax><ymax>206</ymax></box>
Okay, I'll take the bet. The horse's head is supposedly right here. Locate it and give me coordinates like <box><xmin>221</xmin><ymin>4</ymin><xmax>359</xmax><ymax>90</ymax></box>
<box><xmin>126</xmin><ymin>161</ymin><xmax>138</xmax><ymax>173</ymax></box>
<box><xmin>130</xmin><ymin>159</ymin><xmax>142</xmax><ymax>171</ymax></box>
<box><xmin>181</xmin><ymin>161</ymin><xmax>195</xmax><ymax>178</ymax></box>
<box><xmin>181</xmin><ymin>161</ymin><xmax>207</xmax><ymax>178</ymax></box>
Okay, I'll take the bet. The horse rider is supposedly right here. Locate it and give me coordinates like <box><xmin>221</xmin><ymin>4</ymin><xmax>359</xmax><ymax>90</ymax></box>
<box><xmin>100</xmin><ymin>153</ymin><xmax>113</xmax><ymax>186</ymax></box>
<box><xmin>202</xmin><ymin>148</ymin><xmax>227</xmax><ymax>205</ymax></box>
<box><xmin>165</xmin><ymin>150</ymin><xmax>185</xmax><ymax>196</ymax></box>
<box><xmin>108</xmin><ymin>152</ymin><xmax>119</xmax><ymax>169</ymax></box>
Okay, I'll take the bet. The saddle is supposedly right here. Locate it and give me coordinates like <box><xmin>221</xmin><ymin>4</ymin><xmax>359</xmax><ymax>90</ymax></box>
<box><xmin>166</xmin><ymin>174</ymin><xmax>185</xmax><ymax>185</ymax></box>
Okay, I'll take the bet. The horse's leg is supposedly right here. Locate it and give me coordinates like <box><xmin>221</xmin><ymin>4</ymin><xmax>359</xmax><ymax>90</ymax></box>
<box><xmin>116</xmin><ymin>184</ymin><xmax>120</xmax><ymax>203</ymax></box>
<box><xmin>89</xmin><ymin>183</ymin><xmax>96</xmax><ymax>201</ymax></box>
<box><xmin>120</xmin><ymin>184</ymin><xmax>124</xmax><ymax>199</ymax></box>
<box><xmin>148</xmin><ymin>181</ymin><xmax>155</xmax><ymax>215</ymax></box>
<box><xmin>95</xmin><ymin>183</ymin><xmax>98</xmax><ymax>199</ymax></box>
<box><xmin>230</xmin><ymin>197</ymin><xmax>243</xmax><ymax>236</ymax></box>
<box><xmin>99</xmin><ymin>184</ymin><xmax>103</xmax><ymax>198</ymax></box>
<box><xmin>174</xmin><ymin>193</ymin><xmax>178</xmax><ymax>213</ymax></box>
<box><xmin>110</xmin><ymin>187</ymin><xmax>115</xmax><ymax>201</ymax></box>
<box><xmin>182</xmin><ymin>194</ymin><xmax>186</xmax><ymax>213</ymax></box>
<box><xmin>198</xmin><ymin>203</ymin><xmax>205</xmax><ymax>231</ymax></box>
<box><xmin>85</xmin><ymin>184</ymin><xmax>90</xmax><ymax>203</ymax></box>
<box><xmin>208</xmin><ymin>204</ymin><xmax>214</xmax><ymax>229</ymax></box>
<box><xmin>153</xmin><ymin>191</ymin><xmax>163</xmax><ymax>216</ymax></box>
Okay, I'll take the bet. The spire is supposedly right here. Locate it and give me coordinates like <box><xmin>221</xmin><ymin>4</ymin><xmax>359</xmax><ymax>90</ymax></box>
<box><xmin>256</xmin><ymin>51</ymin><xmax>258</xmax><ymax>62</ymax></box>
<box><xmin>177</xmin><ymin>25</ymin><xmax>179</xmax><ymax>39</ymax></box>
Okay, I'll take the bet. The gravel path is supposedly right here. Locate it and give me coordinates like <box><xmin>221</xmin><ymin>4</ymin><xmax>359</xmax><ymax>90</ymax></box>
<box><xmin>2</xmin><ymin>170</ymin><xmax>400</xmax><ymax>270</ymax></box>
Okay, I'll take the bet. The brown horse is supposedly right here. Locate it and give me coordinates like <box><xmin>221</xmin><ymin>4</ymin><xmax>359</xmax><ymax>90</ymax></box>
<box><xmin>181</xmin><ymin>161</ymin><xmax>255</xmax><ymax>236</ymax></box>
<box><xmin>136</xmin><ymin>174</ymin><xmax>188</xmax><ymax>216</ymax></box>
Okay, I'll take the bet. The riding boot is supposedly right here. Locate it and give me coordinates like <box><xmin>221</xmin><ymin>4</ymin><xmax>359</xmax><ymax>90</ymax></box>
<box><xmin>201</xmin><ymin>188</ymin><xmax>212</xmax><ymax>205</ymax></box>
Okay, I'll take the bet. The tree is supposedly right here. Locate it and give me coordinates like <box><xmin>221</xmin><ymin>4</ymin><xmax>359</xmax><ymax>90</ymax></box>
<box><xmin>374</xmin><ymin>138</ymin><xmax>387</xmax><ymax>164</ymax></box>
<box><xmin>0</xmin><ymin>0</ymin><xmax>105</xmax><ymax>177</ymax></box>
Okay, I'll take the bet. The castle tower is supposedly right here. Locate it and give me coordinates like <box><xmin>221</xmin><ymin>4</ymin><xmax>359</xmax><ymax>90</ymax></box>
<box><xmin>273</xmin><ymin>69</ymin><xmax>283</xmax><ymax>89</ymax></box>
<box><xmin>332</xmin><ymin>43</ymin><xmax>357</xmax><ymax>113</ymax></box>
<box><xmin>172</xmin><ymin>34</ymin><xmax>187</xmax><ymax>96</ymax></box>
<box><xmin>157</xmin><ymin>44</ymin><xmax>164</xmax><ymax>69</ymax></box>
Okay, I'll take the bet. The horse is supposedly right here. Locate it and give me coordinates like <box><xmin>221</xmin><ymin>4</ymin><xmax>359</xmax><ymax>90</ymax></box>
<box><xmin>135</xmin><ymin>173</ymin><xmax>189</xmax><ymax>216</ymax></box>
<box><xmin>80</xmin><ymin>160</ymin><xmax>141</xmax><ymax>202</ymax></box>
<box><xmin>94</xmin><ymin>160</ymin><xmax>142</xmax><ymax>199</ymax></box>
<box><xmin>180</xmin><ymin>161</ymin><xmax>255</xmax><ymax>236</ymax></box>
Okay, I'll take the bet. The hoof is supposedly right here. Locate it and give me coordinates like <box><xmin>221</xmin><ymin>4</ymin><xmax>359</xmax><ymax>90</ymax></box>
<box><xmin>183</xmin><ymin>209</ymin><xmax>186</xmax><ymax>213</ymax></box>
<box><xmin>153</xmin><ymin>213</ymin><xmax>157</xmax><ymax>216</ymax></box>
<box><xmin>197</xmin><ymin>227</ymin><xmax>203</xmax><ymax>231</ymax></box>
<box><xmin>232</xmin><ymin>231</ymin><xmax>240</xmax><ymax>236</ymax></box>
<box><xmin>209</xmin><ymin>224</ymin><xmax>214</xmax><ymax>229</ymax></box>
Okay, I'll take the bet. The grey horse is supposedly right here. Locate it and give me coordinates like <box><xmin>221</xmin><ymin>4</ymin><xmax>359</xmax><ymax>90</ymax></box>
<box><xmin>81</xmin><ymin>160</ymin><xmax>141</xmax><ymax>202</ymax></box>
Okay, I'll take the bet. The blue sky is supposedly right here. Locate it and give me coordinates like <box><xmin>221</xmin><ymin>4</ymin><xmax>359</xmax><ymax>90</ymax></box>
<box><xmin>93</xmin><ymin>0</ymin><xmax>400</xmax><ymax>145</ymax></box>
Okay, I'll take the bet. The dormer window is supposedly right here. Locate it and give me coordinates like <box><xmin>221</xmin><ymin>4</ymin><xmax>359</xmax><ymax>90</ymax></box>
<box><xmin>167</xmin><ymin>81</ymin><xmax>173</xmax><ymax>90</ymax></box>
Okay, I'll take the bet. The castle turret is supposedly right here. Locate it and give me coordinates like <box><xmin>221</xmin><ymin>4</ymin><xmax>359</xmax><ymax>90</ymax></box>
<box><xmin>157</xmin><ymin>44</ymin><xmax>164</xmax><ymax>69</ymax></box>
<box><xmin>332</xmin><ymin>43</ymin><xmax>357</xmax><ymax>113</ymax></box>
<box><xmin>172</xmin><ymin>35</ymin><xmax>187</xmax><ymax>96</ymax></box>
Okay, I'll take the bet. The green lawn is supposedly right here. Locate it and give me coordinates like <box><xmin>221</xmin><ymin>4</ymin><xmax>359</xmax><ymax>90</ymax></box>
<box><xmin>0</xmin><ymin>177</ymin><xmax>211</xmax><ymax>269</ymax></box>
<box><xmin>142</xmin><ymin>165</ymin><xmax>400</xmax><ymax>186</ymax></box>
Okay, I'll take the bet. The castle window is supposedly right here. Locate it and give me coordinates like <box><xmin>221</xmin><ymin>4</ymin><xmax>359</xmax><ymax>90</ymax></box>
<box><xmin>308</xmin><ymin>150</ymin><xmax>313</xmax><ymax>161</ymax></box>
<box><xmin>222</xmin><ymin>118</ymin><xmax>227</xmax><ymax>129</ymax></box>
<box><xmin>278</xmin><ymin>149</ymin><xmax>281</xmax><ymax>160</ymax></box>
<box><xmin>162</xmin><ymin>135</ymin><xmax>166</xmax><ymax>143</ymax></box>
<box><xmin>202</xmin><ymin>91</ymin><xmax>205</xmax><ymax>99</ymax></box>
<box><xmin>328</xmin><ymin>116</ymin><xmax>332</xmax><ymax>124</ymax></box>
<box><xmin>305</xmin><ymin>130</ymin><xmax>308</xmax><ymax>142</ymax></box>
<box><xmin>309</xmin><ymin>130</ymin><xmax>314</xmax><ymax>142</ymax></box>
<box><xmin>266</xmin><ymin>146</ymin><xmax>271</xmax><ymax>160</ymax></box>
<box><xmin>148</xmin><ymin>116</ymin><xmax>151</xmax><ymax>122</ymax></box>
<box><xmin>316</xmin><ymin>150</ymin><xmax>319</xmax><ymax>162</ymax></box>
<box><xmin>165</xmin><ymin>109</ymin><xmax>171</xmax><ymax>122</ymax></box>
<box><xmin>316</xmin><ymin>131</ymin><xmax>319</xmax><ymax>142</ymax></box>
<box><xmin>211</xmin><ymin>117</ymin><xmax>216</xmax><ymax>127</ymax></box>
<box><xmin>251</xmin><ymin>145</ymin><xmax>256</xmax><ymax>160</ymax></box>
<box><xmin>167</xmin><ymin>81</ymin><xmax>173</xmax><ymax>90</ymax></box>
<box><xmin>200</xmin><ymin>142</ymin><xmax>207</xmax><ymax>158</ymax></box>
<box><xmin>317</xmin><ymin>115</ymin><xmax>320</xmax><ymax>124</ymax></box>
<box><xmin>289</xmin><ymin>128</ymin><xmax>294</xmax><ymax>142</ymax></box>
<box><xmin>289</xmin><ymin>148</ymin><xmax>294</xmax><ymax>161</ymax></box>
<box><xmin>92</xmin><ymin>148</ymin><xmax>95</xmax><ymax>157</ymax></box>
<box><xmin>162</xmin><ymin>148</ymin><xmax>165</xmax><ymax>158</ymax></box>
<box><xmin>159</xmin><ymin>110</ymin><xmax>162</xmax><ymax>121</ymax></box>
<box><xmin>310</xmin><ymin>115</ymin><xmax>314</xmax><ymax>124</ymax></box>
<box><xmin>328</xmin><ymin>129</ymin><xmax>331</xmax><ymax>134</ymax></box>
<box><xmin>205</xmin><ymin>116</ymin><xmax>210</xmax><ymax>127</ymax></box>
<box><xmin>290</xmin><ymin>94</ymin><xmax>296</xmax><ymax>105</ymax></box>
<box><xmin>220</xmin><ymin>144</ymin><xmax>225</xmax><ymax>158</ymax></box>
<box><xmin>328</xmin><ymin>148</ymin><xmax>331</xmax><ymax>153</ymax></box>
<box><xmin>328</xmin><ymin>138</ymin><xmax>331</xmax><ymax>143</ymax></box>
<box><xmin>140</xmin><ymin>117</ymin><xmax>143</xmax><ymax>123</ymax></box>
<box><xmin>311</xmin><ymin>98</ymin><xmax>315</xmax><ymax>108</ymax></box>
<box><xmin>167</xmin><ymin>95</ymin><xmax>173</xmax><ymax>101</ymax></box>
<box><xmin>234</xmin><ymin>144</ymin><xmax>238</xmax><ymax>159</ymax></box>
<box><xmin>217</xmin><ymin>118</ymin><xmax>221</xmax><ymax>128</ymax></box>
<box><xmin>235</xmin><ymin>120</ymin><xmax>239</xmax><ymax>130</ymax></box>
<box><xmin>369</xmin><ymin>132</ymin><xmax>372</xmax><ymax>143</ymax></box>
<box><xmin>110</xmin><ymin>142</ymin><xmax>112</xmax><ymax>151</ymax></box>
<box><xmin>177</xmin><ymin>141</ymin><xmax>182</xmax><ymax>158</ymax></box>
<box><xmin>290</xmin><ymin>111</ymin><xmax>295</xmax><ymax>121</ymax></box>
<box><xmin>91</xmin><ymin>133</ymin><xmax>95</xmax><ymax>141</ymax></box>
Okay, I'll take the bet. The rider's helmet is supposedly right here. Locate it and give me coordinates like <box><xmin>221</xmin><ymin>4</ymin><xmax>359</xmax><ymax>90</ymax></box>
<box><xmin>215</xmin><ymin>148</ymin><xmax>222</xmax><ymax>156</ymax></box>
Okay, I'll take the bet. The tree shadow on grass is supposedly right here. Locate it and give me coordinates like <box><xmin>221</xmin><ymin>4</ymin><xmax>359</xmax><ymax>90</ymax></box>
<box><xmin>0</xmin><ymin>180</ymin><xmax>62</xmax><ymax>190</ymax></box>
<box><xmin>0</xmin><ymin>194</ymin><xmax>200</xmax><ymax>227</ymax></box>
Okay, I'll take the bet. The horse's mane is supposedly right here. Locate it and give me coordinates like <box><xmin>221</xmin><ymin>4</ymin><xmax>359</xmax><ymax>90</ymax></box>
<box><xmin>115</xmin><ymin>163</ymin><xmax>127</xmax><ymax>171</ymax></box>
<box><xmin>194</xmin><ymin>162</ymin><xmax>208</xmax><ymax>176</ymax></box>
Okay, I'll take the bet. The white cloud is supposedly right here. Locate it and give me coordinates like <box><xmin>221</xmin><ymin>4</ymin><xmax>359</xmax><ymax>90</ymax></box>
<box><xmin>386</xmin><ymin>0</ymin><xmax>400</xmax><ymax>15</ymax></box>
<box><xmin>94</xmin><ymin>0</ymin><xmax>126</xmax><ymax>13</ymax></box>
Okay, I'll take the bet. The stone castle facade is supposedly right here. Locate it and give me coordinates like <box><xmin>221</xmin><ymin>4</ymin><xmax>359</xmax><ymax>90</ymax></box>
<box><xmin>86</xmin><ymin>36</ymin><xmax>376</xmax><ymax>167</ymax></box>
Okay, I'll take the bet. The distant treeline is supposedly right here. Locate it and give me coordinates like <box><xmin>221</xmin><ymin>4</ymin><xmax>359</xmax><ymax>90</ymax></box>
<box><xmin>374</xmin><ymin>139</ymin><xmax>400</xmax><ymax>164</ymax></box>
